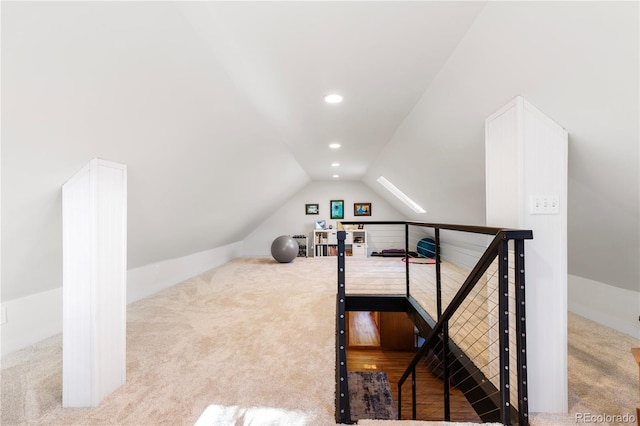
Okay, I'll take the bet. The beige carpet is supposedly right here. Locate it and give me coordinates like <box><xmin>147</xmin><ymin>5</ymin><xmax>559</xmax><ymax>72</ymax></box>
<box><xmin>2</xmin><ymin>258</ymin><xmax>336</xmax><ymax>426</ymax></box>
<box><xmin>1</xmin><ymin>257</ymin><xmax>639</xmax><ymax>425</ymax></box>
<box><xmin>530</xmin><ymin>310</ymin><xmax>640</xmax><ymax>426</ymax></box>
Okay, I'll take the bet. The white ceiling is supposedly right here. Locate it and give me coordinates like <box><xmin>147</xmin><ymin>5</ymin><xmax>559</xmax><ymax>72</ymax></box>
<box><xmin>173</xmin><ymin>1</ymin><xmax>487</xmax><ymax>180</ymax></box>
<box><xmin>4</xmin><ymin>1</ymin><xmax>637</xmax><ymax>303</ymax></box>
<box><xmin>1</xmin><ymin>1</ymin><xmax>488</xmax><ymax>300</ymax></box>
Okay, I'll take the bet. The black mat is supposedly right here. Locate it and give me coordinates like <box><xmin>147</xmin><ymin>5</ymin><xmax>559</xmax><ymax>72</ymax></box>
<box><xmin>371</xmin><ymin>250</ymin><xmax>419</xmax><ymax>257</ymax></box>
<box><xmin>348</xmin><ymin>371</ymin><xmax>398</xmax><ymax>421</ymax></box>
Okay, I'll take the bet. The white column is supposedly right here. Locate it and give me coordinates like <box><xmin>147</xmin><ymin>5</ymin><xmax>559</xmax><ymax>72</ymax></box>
<box><xmin>62</xmin><ymin>158</ymin><xmax>127</xmax><ymax>407</ymax></box>
<box><xmin>485</xmin><ymin>96</ymin><xmax>568</xmax><ymax>413</ymax></box>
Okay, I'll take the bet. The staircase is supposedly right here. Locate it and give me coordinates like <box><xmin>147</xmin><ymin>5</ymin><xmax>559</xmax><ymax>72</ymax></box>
<box><xmin>334</xmin><ymin>221</ymin><xmax>533</xmax><ymax>425</ymax></box>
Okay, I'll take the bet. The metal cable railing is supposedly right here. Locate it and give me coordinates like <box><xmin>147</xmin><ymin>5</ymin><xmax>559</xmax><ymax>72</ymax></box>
<box><xmin>335</xmin><ymin>221</ymin><xmax>532</xmax><ymax>425</ymax></box>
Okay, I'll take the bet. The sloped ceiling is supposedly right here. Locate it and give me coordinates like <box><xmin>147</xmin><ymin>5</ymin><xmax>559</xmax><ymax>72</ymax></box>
<box><xmin>172</xmin><ymin>1</ymin><xmax>488</xmax><ymax>180</ymax></box>
<box><xmin>1</xmin><ymin>1</ymin><xmax>487</xmax><ymax>300</ymax></box>
<box><xmin>365</xmin><ymin>1</ymin><xmax>639</xmax><ymax>292</ymax></box>
<box><xmin>3</xmin><ymin>1</ymin><xmax>638</xmax><ymax>302</ymax></box>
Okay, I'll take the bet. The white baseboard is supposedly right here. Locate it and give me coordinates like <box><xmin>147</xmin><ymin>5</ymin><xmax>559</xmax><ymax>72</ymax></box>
<box><xmin>568</xmin><ymin>274</ymin><xmax>640</xmax><ymax>339</ymax></box>
<box><xmin>1</xmin><ymin>241</ymin><xmax>243</xmax><ymax>357</ymax></box>
<box><xmin>126</xmin><ymin>242</ymin><xmax>243</xmax><ymax>304</ymax></box>
<box><xmin>1</xmin><ymin>287</ymin><xmax>63</xmax><ymax>358</ymax></box>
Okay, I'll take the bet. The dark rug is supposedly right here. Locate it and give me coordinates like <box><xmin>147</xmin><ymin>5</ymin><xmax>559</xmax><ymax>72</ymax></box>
<box><xmin>348</xmin><ymin>371</ymin><xmax>398</xmax><ymax>421</ymax></box>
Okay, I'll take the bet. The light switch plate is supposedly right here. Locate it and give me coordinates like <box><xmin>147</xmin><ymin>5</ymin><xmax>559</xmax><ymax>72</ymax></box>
<box><xmin>530</xmin><ymin>195</ymin><xmax>560</xmax><ymax>215</ymax></box>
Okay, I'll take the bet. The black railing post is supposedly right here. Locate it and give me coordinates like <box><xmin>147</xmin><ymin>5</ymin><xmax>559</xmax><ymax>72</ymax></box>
<box><xmin>398</xmin><ymin>384</ymin><xmax>402</xmax><ymax>419</ymax></box>
<box><xmin>411</xmin><ymin>367</ymin><xmax>416</xmax><ymax>419</ymax></box>
<box><xmin>515</xmin><ymin>238</ymin><xmax>529</xmax><ymax>426</ymax></box>
<box><xmin>335</xmin><ymin>230</ymin><xmax>350</xmax><ymax>423</ymax></box>
<box><xmin>435</xmin><ymin>228</ymin><xmax>442</xmax><ymax>319</ymax></box>
<box><xmin>443</xmin><ymin>320</ymin><xmax>451</xmax><ymax>421</ymax></box>
<box><xmin>498</xmin><ymin>238</ymin><xmax>511</xmax><ymax>425</ymax></box>
<box><xmin>331</xmin><ymin>223</ymin><xmax>533</xmax><ymax>426</ymax></box>
<box><xmin>405</xmin><ymin>223</ymin><xmax>410</xmax><ymax>297</ymax></box>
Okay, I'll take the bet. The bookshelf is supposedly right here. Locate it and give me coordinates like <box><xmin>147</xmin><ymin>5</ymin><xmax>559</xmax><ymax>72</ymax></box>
<box><xmin>312</xmin><ymin>230</ymin><xmax>367</xmax><ymax>258</ymax></box>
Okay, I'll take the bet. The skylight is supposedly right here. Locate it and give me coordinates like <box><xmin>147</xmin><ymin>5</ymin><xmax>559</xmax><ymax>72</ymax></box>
<box><xmin>377</xmin><ymin>176</ymin><xmax>426</xmax><ymax>213</ymax></box>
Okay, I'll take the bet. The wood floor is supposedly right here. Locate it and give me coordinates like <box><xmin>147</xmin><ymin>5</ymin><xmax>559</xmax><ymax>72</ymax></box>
<box><xmin>348</xmin><ymin>311</ymin><xmax>381</xmax><ymax>347</ymax></box>
<box><xmin>346</xmin><ymin>310</ymin><xmax>481</xmax><ymax>422</ymax></box>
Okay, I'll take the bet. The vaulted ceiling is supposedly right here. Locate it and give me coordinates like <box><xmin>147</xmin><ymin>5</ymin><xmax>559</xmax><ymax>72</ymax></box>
<box><xmin>1</xmin><ymin>1</ymin><xmax>487</xmax><ymax>300</ymax></box>
<box><xmin>171</xmin><ymin>1</ymin><xmax>487</xmax><ymax>180</ymax></box>
<box><xmin>2</xmin><ymin>1</ymin><xmax>639</xmax><ymax>302</ymax></box>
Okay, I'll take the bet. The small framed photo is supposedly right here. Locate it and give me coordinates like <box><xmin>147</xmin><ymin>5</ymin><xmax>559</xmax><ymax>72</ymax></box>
<box><xmin>354</xmin><ymin>202</ymin><xmax>371</xmax><ymax>216</ymax></box>
<box><xmin>315</xmin><ymin>220</ymin><xmax>326</xmax><ymax>230</ymax></box>
<box><xmin>330</xmin><ymin>200</ymin><xmax>344</xmax><ymax>219</ymax></box>
<box><xmin>305</xmin><ymin>203</ymin><xmax>319</xmax><ymax>215</ymax></box>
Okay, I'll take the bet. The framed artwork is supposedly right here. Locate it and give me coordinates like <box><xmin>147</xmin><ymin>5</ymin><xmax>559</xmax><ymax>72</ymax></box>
<box><xmin>330</xmin><ymin>200</ymin><xmax>344</xmax><ymax>219</ymax></box>
<box><xmin>305</xmin><ymin>203</ymin><xmax>319</xmax><ymax>215</ymax></box>
<box><xmin>354</xmin><ymin>202</ymin><xmax>371</xmax><ymax>216</ymax></box>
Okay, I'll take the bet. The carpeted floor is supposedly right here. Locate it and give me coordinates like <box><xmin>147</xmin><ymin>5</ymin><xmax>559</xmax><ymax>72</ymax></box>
<box><xmin>2</xmin><ymin>258</ymin><xmax>337</xmax><ymax>425</ymax></box>
<box><xmin>1</xmin><ymin>256</ymin><xmax>639</xmax><ymax>425</ymax></box>
<box><xmin>530</xmin><ymin>310</ymin><xmax>640</xmax><ymax>426</ymax></box>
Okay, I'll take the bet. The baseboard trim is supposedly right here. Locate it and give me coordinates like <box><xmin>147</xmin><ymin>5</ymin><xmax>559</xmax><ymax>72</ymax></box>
<box><xmin>1</xmin><ymin>241</ymin><xmax>243</xmax><ymax>357</ymax></box>
<box><xmin>1</xmin><ymin>287</ymin><xmax>63</xmax><ymax>358</ymax></box>
<box><xmin>568</xmin><ymin>274</ymin><xmax>640</xmax><ymax>339</ymax></box>
<box><xmin>126</xmin><ymin>242</ymin><xmax>243</xmax><ymax>304</ymax></box>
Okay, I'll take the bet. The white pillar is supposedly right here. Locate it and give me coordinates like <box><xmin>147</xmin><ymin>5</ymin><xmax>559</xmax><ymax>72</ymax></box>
<box><xmin>485</xmin><ymin>96</ymin><xmax>568</xmax><ymax>413</ymax></box>
<box><xmin>62</xmin><ymin>158</ymin><xmax>127</xmax><ymax>407</ymax></box>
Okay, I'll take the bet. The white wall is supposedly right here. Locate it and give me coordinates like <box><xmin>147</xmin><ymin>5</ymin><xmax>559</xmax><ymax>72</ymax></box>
<box><xmin>569</xmin><ymin>275</ymin><xmax>640</xmax><ymax>339</ymax></box>
<box><xmin>126</xmin><ymin>242</ymin><xmax>243</xmax><ymax>304</ymax></box>
<box><xmin>364</xmin><ymin>2</ymin><xmax>639</xmax><ymax>300</ymax></box>
<box><xmin>1</xmin><ymin>242</ymin><xmax>242</xmax><ymax>357</ymax></box>
<box><xmin>485</xmin><ymin>97</ymin><xmax>569</xmax><ymax>413</ymax></box>
<box><xmin>243</xmin><ymin>180</ymin><xmax>407</xmax><ymax>256</ymax></box>
<box><xmin>2</xmin><ymin>2</ymin><xmax>310</xmax><ymax>304</ymax></box>
<box><xmin>62</xmin><ymin>159</ymin><xmax>128</xmax><ymax>407</ymax></box>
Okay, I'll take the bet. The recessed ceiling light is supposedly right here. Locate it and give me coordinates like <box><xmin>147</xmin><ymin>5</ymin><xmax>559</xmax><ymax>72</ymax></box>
<box><xmin>329</xmin><ymin>143</ymin><xmax>341</xmax><ymax>149</ymax></box>
<box><xmin>331</xmin><ymin>162</ymin><xmax>340</xmax><ymax>167</ymax></box>
<box><xmin>324</xmin><ymin>93</ymin><xmax>343</xmax><ymax>104</ymax></box>
<box><xmin>333</xmin><ymin>174</ymin><xmax>340</xmax><ymax>178</ymax></box>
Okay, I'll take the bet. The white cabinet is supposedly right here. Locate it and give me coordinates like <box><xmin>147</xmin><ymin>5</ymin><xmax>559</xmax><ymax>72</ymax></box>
<box><xmin>351</xmin><ymin>243</ymin><xmax>367</xmax><ymax>257</ymax></box>
<box><xmin>312</xmin><ymin>230</ymin><xmax>367</xmax><ymax>257</ymax></box>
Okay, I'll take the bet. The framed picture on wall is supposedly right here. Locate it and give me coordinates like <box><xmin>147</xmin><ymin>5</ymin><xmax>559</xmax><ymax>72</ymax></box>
<box><xmin>330</xmin><ymin>200</ymin><xmax>344</xmax><ymax>219</ymax></box>
<box><xmin>354</xmin><ymin>202</ymin><xmax>371</xmax><ymax>216</ymax></box>
<box><xmin>305</xmin><ymin>203</ymin><xmax>319</xmax><ymax>215</ymax></box>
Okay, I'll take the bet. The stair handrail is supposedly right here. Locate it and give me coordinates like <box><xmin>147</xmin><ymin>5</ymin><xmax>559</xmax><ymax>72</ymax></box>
<box><xmin>397</xmin><ymin>228</ymin><xmax>532</xmax><ymax>424</ymax></box>
<box><xmin>398</xmin><ymin>230</ymin><xmax>505</xmax><ymax>386</ymax></box>
<box><xmin>334</xmin><ymin>221</ymin><xmax>532</xmax><ymax>424</ymax></box>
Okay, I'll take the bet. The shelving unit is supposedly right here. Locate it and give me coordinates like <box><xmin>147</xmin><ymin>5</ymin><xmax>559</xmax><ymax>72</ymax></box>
<box><xmin>312</xmin><ymin>229</ymin><xmax>367</xmax><ymax>258</ymax></box>
<box><xmin>291</xmin><ymin>235</ymin><xmax>308</xmax><ymax>257</ymax></box>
